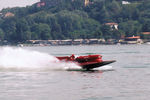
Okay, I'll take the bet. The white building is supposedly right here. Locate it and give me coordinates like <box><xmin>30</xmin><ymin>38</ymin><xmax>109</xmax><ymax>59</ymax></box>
<box><xmin>122</xmin><ymin>1</ymin><xmax>130</xmax><ymax>5</ymax></box>
<box><xmin>105</xmin><ymin>23</ymin><xmax>118</xmax><ymax>30</ymax></box>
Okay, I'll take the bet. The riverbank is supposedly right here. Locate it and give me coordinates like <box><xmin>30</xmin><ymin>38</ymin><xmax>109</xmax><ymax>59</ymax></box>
<box><xmin>0</xmin><ymin>38</ymin><xmax>150</xmax><ymax>46</ymax></box>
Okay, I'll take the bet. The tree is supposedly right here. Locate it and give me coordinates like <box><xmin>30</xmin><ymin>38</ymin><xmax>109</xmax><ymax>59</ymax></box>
<box><xmin>107</xmin><ymin>0</ymin><xmax>121</xmax><ymax>16</ymax></box>
<box><xmin>1</xmin><ymin>17</ymin><xmax>17</xmax><ymax>41</ymax></box>
<box><xmin>15</xmin><ymin>18</ymin><xmax>30</xmax><ymax>42</ymax></box>
<box><xmin>1</xmin><ymin>0</ymin><xmax>150</xmax><ymax>42</ymax></box>
<box><xmin>112</xmin><ymin>30</ymin><xmax>122</xmax><ymax>39</ymax></box>
<box><xmin>142</xmin><ymin>20</ymin><xmax>150</xmax><ymax>32</ymax></box>
<box><xmin>39</xmin><ymin>24</ymin><xmax>52</xmax><ymax>40</ymax></box>
<box><xmin>119</xmin><ymin>21</ymin><xmax>141</xmax><ymax>36</ymax></box>
<box><xmin>0</xmin><ymin>28</ymin><xmax>4</xmax><ymax>40</ymax></box>
<box><xmin>101</xmin><ymin>25</ymin><xmax>112</xmax><ymax>40</ymax></box>
<box><xmin>31</xmin><ymin>23</ymin><xmax>52</xmax><ymax>40</ymax></box>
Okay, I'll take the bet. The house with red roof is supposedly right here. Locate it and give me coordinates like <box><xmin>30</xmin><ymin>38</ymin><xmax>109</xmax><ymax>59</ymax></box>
<box><xmin>142</xmin><ymin>32</ymin><xmax>150</xmax><ymax>35</ymax></box>
<box><xmin>124</xmin><ymin>36</ymin><xmax>143</xmax><ymax>44</ymax></box>
<box><xmin>4</xmin><ymin>12</ymin><xmax>14</xmax><ymax>18</ymax></box>
<box><xmin>37</xmin><ymin>2</ymin><xmax>46</xmax><ymax>7</ymax></box>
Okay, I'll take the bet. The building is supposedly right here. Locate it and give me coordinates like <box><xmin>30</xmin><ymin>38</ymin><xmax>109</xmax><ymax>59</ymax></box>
<box><xmin>142</xmin><ymin>32</ymin><xmax>150</xmax><ymax>35</ymax></box>
<box><xmin>37</xmin><ymin>2</ymin><xmax>46</xmax><ymax>7</ymax></box>
<box><xmin>60</xmin><ymin>39</ymin><xmax>72</xmax><ymax>45</ymax></box>
<box><xmin>89</xmin><ymin>39</ymin><xmax>99</xmax><ymax>44</ymax></box>
<box><xmin>141</xmin><ymin>32</ymin><xmax>150</xmax><ymax>42</ymax></box>
<box><xmin>124</xmin><ymin>36</ymin><xmax>143</xmax><ymax>44</ymax></box>
<box><xmin>4</xmin><ymin>12</ymin><xmax>14</xmax><ymax>18</ymax></box>
<box><xmin>122</xmin><ymin>1</ymin><xmax>130</xmax><ymax>4</ymax></box>
<box><xmin>105</xmin><ymin>23</ymin><xmax>118</xmax><ymax>30</ymax></box>
<box><xmin>84</xmin><ymin>0</ymin><xmax>90</xmax><ymax>6</ymax></box>
<box><xmin>40</xmin><ymin>0</ymin><xmax>63</xmax><ymax>7</ymax></box>
<box><xmin>40</xmin><ymin>0</ymin><xmax>90</xmax><ymax>7</ymax></box>
<box><xmin>73</xmin><ymin>39</ymin><xmax>83</xmax><ymax>45</ymax></box>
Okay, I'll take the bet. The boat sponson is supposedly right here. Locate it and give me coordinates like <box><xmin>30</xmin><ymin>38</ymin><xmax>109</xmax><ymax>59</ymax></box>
<box><xmin>81</xmin><ymin>60</ymin><xmax>116</xmax><ymax>70</ymax></box>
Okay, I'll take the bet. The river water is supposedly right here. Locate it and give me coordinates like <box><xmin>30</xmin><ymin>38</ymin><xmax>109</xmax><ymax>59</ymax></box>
<box><xmin>0</xmin><ymin>45</ymin><xmax>150</xmax><ymax>100</ymax></box>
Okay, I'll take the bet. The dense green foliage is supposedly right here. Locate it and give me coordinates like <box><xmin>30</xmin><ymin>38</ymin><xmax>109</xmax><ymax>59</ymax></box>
<box><xmin>0</xmin><ymin>0</ymin><xmax>150</xmax><ymax>42</ymax></box>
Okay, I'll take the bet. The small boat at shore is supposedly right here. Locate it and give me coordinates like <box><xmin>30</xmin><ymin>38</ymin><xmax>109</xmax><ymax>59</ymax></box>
<box><xmin>56</xmin><ymin>54</ymin><xmax>116</xmax><ymax>70</ymax></box>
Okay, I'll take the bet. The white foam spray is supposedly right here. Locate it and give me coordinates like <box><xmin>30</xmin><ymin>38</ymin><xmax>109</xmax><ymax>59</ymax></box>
<box><xmin>0</xmin><ymin>47</ymin><xmax>80</xmax><ymax>72</ymax></box>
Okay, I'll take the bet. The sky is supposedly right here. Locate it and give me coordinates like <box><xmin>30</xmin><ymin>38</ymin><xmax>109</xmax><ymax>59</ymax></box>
<box><xmin>0</xmin><ymin>0</ymin><xmax>40</xmax><ymax>10</ymax></box>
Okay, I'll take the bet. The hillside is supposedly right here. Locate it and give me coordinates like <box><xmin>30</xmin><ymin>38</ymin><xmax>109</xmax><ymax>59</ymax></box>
<box><xmin>0</xmin><ymin>0</ymin><xmax>150</xmax><ymax>43</ymax></box>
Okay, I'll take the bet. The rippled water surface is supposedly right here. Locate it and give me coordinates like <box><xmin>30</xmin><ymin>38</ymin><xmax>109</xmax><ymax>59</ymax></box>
<box><xmin>0</xmin><ymin>45</ymin><xmax>150</xmax><ymax>100</ymax></box>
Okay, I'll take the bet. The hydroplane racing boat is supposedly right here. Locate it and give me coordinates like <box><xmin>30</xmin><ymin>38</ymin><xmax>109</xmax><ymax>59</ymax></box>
<box><xmin>56</xmin><ymin>54</ymin><xmax>116</xmax><ymax>70</ymax></box>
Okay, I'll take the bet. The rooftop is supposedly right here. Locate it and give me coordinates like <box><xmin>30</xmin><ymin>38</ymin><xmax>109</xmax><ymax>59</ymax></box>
<box><xmin>105</xmin><ymin>23</ymin><xmax>118</xmax><ymax>25</ymax></box>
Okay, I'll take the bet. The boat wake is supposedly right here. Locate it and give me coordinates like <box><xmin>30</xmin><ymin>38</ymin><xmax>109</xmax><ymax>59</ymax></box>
<box><xmin>0</xmin><ymin>47</ymin><xmax>80</xmax><ymax>72</ymax></box>
<box><xmin>0</xmin><ymin>47</ymin><xmax>114</xmax><ymax>72</ymax></box>
<box><xmin>67</xmin><ymin>65</ymin><xmax>114</xmax><ymax>72</ymax></box>
<box><xmin>95</xmin><ymin>65</ymin><xmax>114</xmax><ymax>71</ymax></box>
